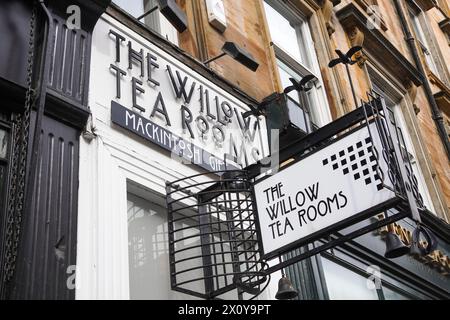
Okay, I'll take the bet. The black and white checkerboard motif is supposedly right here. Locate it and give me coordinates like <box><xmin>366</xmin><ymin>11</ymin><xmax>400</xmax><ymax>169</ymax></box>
<box><xmin>322</xmin><ymin>137</ymin><xmax>384</xmax><ymax>191</ymax></box>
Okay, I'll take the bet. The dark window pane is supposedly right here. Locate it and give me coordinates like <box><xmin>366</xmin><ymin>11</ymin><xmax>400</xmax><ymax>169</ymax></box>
<box><xmin>0</xmin><ymin>128</ymin><xmax>8</xmax><ymax>159</ymax></box>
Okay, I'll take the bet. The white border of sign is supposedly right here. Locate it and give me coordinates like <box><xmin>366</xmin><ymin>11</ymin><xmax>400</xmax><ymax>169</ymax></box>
<box><xmin>254</xmin><ymin>123</ymin><xmax>399</xmax><ymax>258</ymax></box>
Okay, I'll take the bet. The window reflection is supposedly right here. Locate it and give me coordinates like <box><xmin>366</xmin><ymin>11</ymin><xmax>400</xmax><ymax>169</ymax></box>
<box><xmin>321</xmin><ymin>257</ymin><xmax>379</xmax><ymax>300</ymax></box>
<box><xmin>277</xmin><ymin>59</ymin><xmax>315</xmax><ymax>132</ymax></box>
<box><xmin>127</xmin><ymin>193</ymin><xmax>202</xmax><ymax>300</ymax></box>
<box><xmin>263</xmin><ymin>1</ymin><xmax>304</xmax><ymax>64</ymax></box>
<box><xmin>0</xmin><ymin>128</ymin><xmax>8</xmax><ymax>159</ymax></box>
<box><xmin>383</xmin><ymin>286</ymin><xmax>410</xmax><ymax>300</ymax></box>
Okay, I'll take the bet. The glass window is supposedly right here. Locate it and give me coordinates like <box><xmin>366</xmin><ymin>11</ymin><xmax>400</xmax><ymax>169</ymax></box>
<box><xmin>407</xmin><ymin>5</ymin><xmax>440</xmax><ymax>77</ymax></box>
<box><xmin>263</xmin><ymin>1</ymin><xmax>304</xmax><ymax>64</ymax></box>
<box><xmin>0</xmin><ymin>128</ymin><xmax>8</xmax><ymax>159</ymax></box>
<box><xmin>383</xmin><ymin>286</ymin><xmax>411</xmax><ymax>300</ymax></box>
<box><xmin>321</xmin><ymin>257</ymin><xmax>379</xmax><ymax>300</ymax></box>
<box><xmin>263</xmin><ymin>1</ymin><xmax>331</xmax><ymax>128</ymax></box>
<box><xmin>113</xmin><ymin>0</ymin><xmax>145</xmax><ymax>18</ymax></box>
<box><xmin>371</xmin><ymin>81</ymin><xmax>435</xmax><ymax>213</ymax></box>
<box><xmin>277</xmin><ymin>60</ymin><xmax>314</xmax><ymax>132</ymax></box>
<box><xmin>112</xmin><ymin>0</ymin><xmax>179</xmax><ymax>45</ymax></box>
<box><xmin>127</xmin><ymin>193</ymin><xmax>201</xmax><ymax>300</ymax></box>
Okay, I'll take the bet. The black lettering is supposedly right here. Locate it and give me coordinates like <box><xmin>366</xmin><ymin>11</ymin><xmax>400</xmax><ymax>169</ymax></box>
<box><xmin>326</xmin><ymin>194</ymin><xmax>339</xmax><ymax>212</ymax></box>
<box><xmin>199</xmin><ymin>85</ymin><xmax>205</xmax><ymax>113</ymax></box>
<box><xmin>109</xmin><ymin>30</ymin><xmax>125</xmax><ymax>63</ymax></box>
<box><xmin>266</xmin><ymin>202</ymin><xmax>279</xmax><ymax>221</ymax></box>
<box><xmin>146</xmin><ymin>52</ymin><xmax>160</xmax><ymax>86</ymax></box>
<box><xmin>212</xmin><ymin>125</ymin><xmax>225</xmax><ymax>144</ymax></box>
<box><xmin>205</xmin><ymin>89</ymin><xmax>216</xmax><ymax>120</ymax></box>
<box><xmin>339</xmin><ymin>191</ymin><xmax>348</xmax><ymax>208</ymax></box>
<box><xmin>132</xmin><ymin>77</ymin><xmax>145</xmax><ymax>112</ymax></box>
<box><xmin>281</xmin><ymin>199</ymin><xmax>287</xmax><ymax>215</ymax></box>
<box><xmin>110</xmin><ymin>64</ymin><xmax>126</xmax><ymax>99</ymax></box>
<box><xmin>268</xmin><ymin>222</ymin><xmax>276</xmax><ymax>239</ymax></box>
<box><xmin>150</xmin><ymin>92</ymin><xmax>171</xmax><ymax>126</ymax></box>
<box><xmin>128</xmin><ymin>41</ymin><xmax>144</xmax><ymax>77</ymax></box>
<box><xmin>181</xmin><ymin>105</ymin><xmax>194</xmax><ymax>139</ymax></box>
<box><xmin>278</xmin><ymin>182</ymin><xmax>285</xmax><ymax>198</ymax></box>
<box><xmin>221</xmin><ymin>101</ymin><xmax>233</xmax><ymax>123</ymax></box>
<box><xmin>216</xmin><ymin>96</ymin><xmax>228</xmax><ymax>125</ymax></box>
<box><xmin>298</xmin><ymin>209</ymin><xmax>307</xmax><ymax>227</ymax></box>
<box><xmin>295</xmin><ymin>191</ymin><xmax>306</xmax><ymax>207</ymax></box>
<box><xmin>284</xmin><ymin>217</ymin><xmax>294</xmax><ymax>234</ymax></box>
<box><xmin>317</xmin><ymin>200</ymin><xmax>328</xmax><ymax>217</ymax></box>
<box><xmin>176</xmin><ymin>70</ymin><xmax>196</xmax><ymax>104</ymax></box>
<box><xmin>234</xmin><ymin>108</ymin><xmax>251</xmax><ymax>134</ymax></box>
<box><xmin>195</xmin><ymin>115</ymin><xmax>209</xmax><ymax>138</ymax></box>
<box><xmin>306</xmin><ymin>206</ymin><xmax>317</xmax><ymax>222</ymax></box>
<box><xmin>288</xmin><ymin>196</ymin><xmax>297</xmax><ymax>212</ymax></box>
<box><xmin>263</xmin><ymin>188</ymin><xmax>271</xmax><ymax>203</ymax></box>
<box><xmin>305</xmin><ymin>182</ymin><xmax>319</xmax><ymax>201</ymax></box>
<box><xmin>268</xmin><ymin>221</ymin><xmax>278</xmax><ymax>239</ymax></box>
<box><xmin>166</xmin><ymin>65</ymin><xmax>196</xmax><ymax>104</ymax></box>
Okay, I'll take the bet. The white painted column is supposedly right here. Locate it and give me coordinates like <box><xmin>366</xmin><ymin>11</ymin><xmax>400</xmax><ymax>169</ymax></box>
<box><xmin>76</xmin><ymin>136</ymin><xmax>129</xmax><ymax>299</ymax></box>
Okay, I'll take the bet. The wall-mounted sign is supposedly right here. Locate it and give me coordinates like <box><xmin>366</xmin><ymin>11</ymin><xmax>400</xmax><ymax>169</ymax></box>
<box><xmin>90</xmin><ymin>16</ymin><xmax>267</xmax><ymax>172</ymax></box>
<box><xmin>254</xmin><ymin>123</ymin><xmax>397</xmax><ymax>258</ymax></box>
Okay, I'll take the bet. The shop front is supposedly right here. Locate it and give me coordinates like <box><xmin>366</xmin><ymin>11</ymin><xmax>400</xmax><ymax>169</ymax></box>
<box><xmin>76</xmin><ymin>4</ymin><xmax>450</xmax><ymax>301</ymax></box>
<box><xmin>76</xmin><ymin>12</ymin><xmax>269</xmax><ymax>300</ymax></box>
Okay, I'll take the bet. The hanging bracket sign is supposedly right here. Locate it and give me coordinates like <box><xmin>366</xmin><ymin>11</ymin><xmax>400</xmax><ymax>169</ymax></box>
<box><xmin>254</xmin><ymin>122</ymin><xmax>398</xmax><ymax>259</ymax></box>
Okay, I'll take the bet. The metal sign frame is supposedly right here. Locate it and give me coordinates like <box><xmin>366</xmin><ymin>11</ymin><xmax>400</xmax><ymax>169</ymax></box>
<box><xmin>253</xmin><ymin>120</ymin><xmax>402</xmax><ymax>260</ymax></box>
<box><xmin>252</xmin><ymin>92</ymin><xmax>426</xmax><ymax>274</ymax></box>
<box><xmin>164</xmin><ymin>92</ymin><xmax>426</xmax><ymax>298</ymax></box>
<box><xmin>165</xmin><ymin>170</ymin><xmax>269</xmax><ymax>300</ymax></box>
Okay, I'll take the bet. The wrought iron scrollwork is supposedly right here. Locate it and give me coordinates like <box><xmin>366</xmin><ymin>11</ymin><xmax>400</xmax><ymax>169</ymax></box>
<box><xmin>362</xmin><ymin>90</ymin><xmax>425</xmax><ymax>221</ymax></box>
<box><xmin>395</xmin><ymin>126</ymin><xmax>424</xmax><ymax>209</ymax></box>
<box><xmin>361</xmin><ymin>92</ymin><xmax>401</xmax><ymax>195</ymax></box>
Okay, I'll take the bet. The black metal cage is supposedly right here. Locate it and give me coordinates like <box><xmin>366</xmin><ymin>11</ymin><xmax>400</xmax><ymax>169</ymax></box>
<box><xmin>165</xmin><ymin>170</ymin><xmax>269</xmax><ymax>300</ymax></box>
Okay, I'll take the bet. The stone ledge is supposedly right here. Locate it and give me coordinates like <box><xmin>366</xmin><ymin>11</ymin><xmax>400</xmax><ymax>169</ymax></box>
<box><xmin>336</xmin><ymin>2</ymin><xmax>423</xmax><ymax>86</ymax></box>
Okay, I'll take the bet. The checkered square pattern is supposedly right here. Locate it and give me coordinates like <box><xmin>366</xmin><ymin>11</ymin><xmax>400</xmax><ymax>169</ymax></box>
<box><xmin>322</xmin><ymin>137</ymin><xmax>383</xmax><ymax>191</ymax></box>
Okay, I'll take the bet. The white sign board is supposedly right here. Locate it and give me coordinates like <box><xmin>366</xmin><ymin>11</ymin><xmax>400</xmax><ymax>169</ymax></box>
<box><xmin>90</xmin><ymin>15</ymin><xmax>268</xmax><ymax>172</ymax></box>
<box><xmin>254</xmin><ymin>123</ymin><xmax>397</xmax><ymax>257</ymax></box>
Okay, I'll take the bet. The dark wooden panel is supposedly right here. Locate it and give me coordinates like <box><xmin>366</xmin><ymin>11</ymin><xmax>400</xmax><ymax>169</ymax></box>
<box><xmin>12</xmin><ymin>113</ymin><xmax>80</xmax><ymax>300</ymax></box>
<box><xmin>47</xmin><ymin>14</ymin><xmax>91</xmax><ymax>106</ymax></box>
